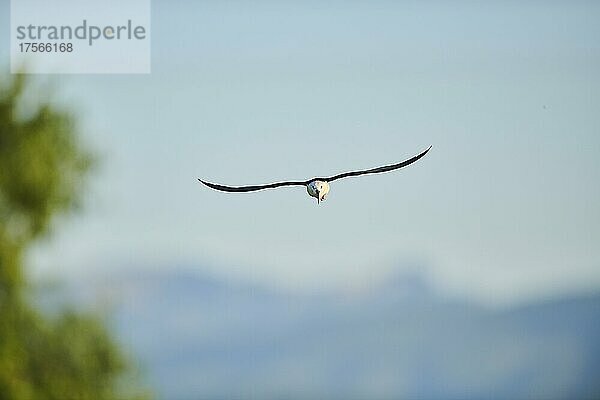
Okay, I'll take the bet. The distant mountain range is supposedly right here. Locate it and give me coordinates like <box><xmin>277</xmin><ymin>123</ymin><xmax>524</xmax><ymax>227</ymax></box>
<box><xmin>74</xmin><ymin>268</ymin><xmax>600</xmax><ymax>400</ymax></box>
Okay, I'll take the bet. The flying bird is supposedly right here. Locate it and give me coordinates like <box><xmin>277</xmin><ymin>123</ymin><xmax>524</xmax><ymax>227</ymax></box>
<box><xmin>199</xmin><ymin>145</ymin><xmax>431</xmax><ymax>204</ymax></box>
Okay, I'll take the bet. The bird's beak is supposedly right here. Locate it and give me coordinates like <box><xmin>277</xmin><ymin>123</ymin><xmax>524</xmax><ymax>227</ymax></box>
<box><xmin>316</xmin><ymin>190</ymin><xmax>320</xmax><ymax>204</ymax></box>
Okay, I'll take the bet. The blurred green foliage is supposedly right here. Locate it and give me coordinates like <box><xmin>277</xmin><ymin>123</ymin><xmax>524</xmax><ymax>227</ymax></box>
<box><xmin>0</xmin><ymin>74</ymin><xmax>150</xmax><ymax>400</ymax></box>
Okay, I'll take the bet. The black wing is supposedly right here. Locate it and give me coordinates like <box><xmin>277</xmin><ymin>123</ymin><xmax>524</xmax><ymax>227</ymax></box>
<box><xmin>322</xmin><ymin>145</ymin><xmax>432</xmax><ymax>182</ymax></box>
<box><xmin>198</xmin><ymin>179</ymin><xmax>307</xmax><ymax>193</ymax></box>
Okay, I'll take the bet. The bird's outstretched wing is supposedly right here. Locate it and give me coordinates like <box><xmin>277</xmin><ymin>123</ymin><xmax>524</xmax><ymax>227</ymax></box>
<box><xmin>198</xmin><ymin>179</ymin><xmax>307</xmax><ymax>193</ymax></box>
<box><xmin>321</xmin><ymin>145</ymin><xmax>431</xmax><ymax>182</ymax></box>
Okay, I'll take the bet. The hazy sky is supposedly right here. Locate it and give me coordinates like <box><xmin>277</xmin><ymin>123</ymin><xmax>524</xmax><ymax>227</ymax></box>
<box><xmin>1</xmin><ymin>1</ymin><xmax>599</xmax><ymax>305</ymax></box>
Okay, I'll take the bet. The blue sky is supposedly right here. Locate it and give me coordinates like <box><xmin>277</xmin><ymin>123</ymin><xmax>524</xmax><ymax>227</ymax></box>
<box><xmin>1</xmin><ymin>1</ymin><xmax>599</xmax><ymax>305</ymax></box>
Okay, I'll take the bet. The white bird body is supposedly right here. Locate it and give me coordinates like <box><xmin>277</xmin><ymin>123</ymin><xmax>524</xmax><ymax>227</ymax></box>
<box><xmin>198</xmin><ymin>146</ymin><xmax>431</xmax><ymax>204</ymax></box>
<box><xmin>307</xmin><ymin>180</ymin><xmax>330</xmax><ymax>203</ymax></box>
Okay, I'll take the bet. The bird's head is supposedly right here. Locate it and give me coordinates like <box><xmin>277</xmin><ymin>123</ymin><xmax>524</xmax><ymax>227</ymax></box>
<box><xmin>307</xmin><ymin>180</ymin><xmax>330</xmax><ymax>204</ymax></box>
